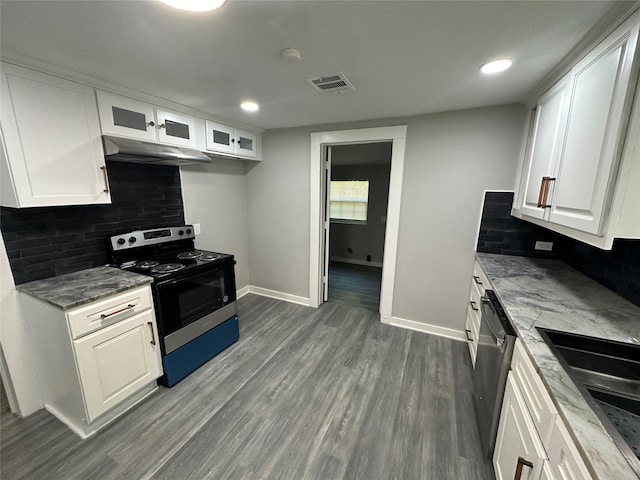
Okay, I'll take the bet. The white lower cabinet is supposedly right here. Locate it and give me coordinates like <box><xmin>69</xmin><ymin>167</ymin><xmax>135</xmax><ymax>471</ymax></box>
<box><xmin>494</xmin><ymin>373</ymin><xmax>547</xmax><ymax>480</ymax></box>
<box><xmin>494</xmin><ymin>339</ymin><xmax>592</xmax><ymax>480</ymax></box>
<box><xmin>465</xmin><ymin>259</ymin><xmax>489</xmax><ymax>366</ymax></box>
<box><xmin>21</xmin><ymin>285</ymin><xmax>162</xmax><ymax>438</ymax></box>
<box><xmin>74</xmin><ymin>309</ymin><xmax>160</xmax><ymax>423</ymax></box>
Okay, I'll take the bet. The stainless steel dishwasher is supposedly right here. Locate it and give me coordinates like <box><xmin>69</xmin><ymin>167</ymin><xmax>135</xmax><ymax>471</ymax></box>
<box><xmin>472</xmin><ymin>289</ymin><xmax>517</xmax><ymax>459</ymax></box>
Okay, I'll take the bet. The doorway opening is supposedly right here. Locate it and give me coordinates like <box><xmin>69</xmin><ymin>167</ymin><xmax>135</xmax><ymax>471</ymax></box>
<box><xmin>325</xmin><ymin>143</ymin><xmax>391</xmax><ymax>312</ymax></box>
<box><xmin>309</xmin><ymin>125</ymin><xmax>408</xmax><ymax>323</ymax></box>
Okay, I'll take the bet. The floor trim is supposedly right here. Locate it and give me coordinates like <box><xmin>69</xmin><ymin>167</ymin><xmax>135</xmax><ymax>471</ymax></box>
<box><xmin>389</xmin><ymin>316</ymin><xmax>466</xmax><ymax>342</ymax></box>
<box><xmin>330</xmin><ymin>257</ymin><xmax>383</xmax><ymax>268</ymax></box>
<box><xmin>237</xmin><ymin>285</ymin><xmax>251</xmax><ymax>299</ymax></box>
<box><xmin>243</xmin><ymin>286</ymin><xmax>311</xmax><ymax>307</ymax></box>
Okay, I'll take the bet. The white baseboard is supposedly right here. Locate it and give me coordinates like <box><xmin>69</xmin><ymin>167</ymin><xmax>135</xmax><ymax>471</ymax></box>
<box><xmin>389</xmin><ymin>316</ymin><xmax>466</xmax><ymax>342</ymax></box>
<box><xmin>236</xmin><ymin>285</ymin><xmax>250</xmax><ymax>299</ymax></box>
<box><xmin>244</xmin><ymin>286</ymin><xmax>311</xmax><ymax>307</ymax></box>
<box><xmin>330</xmin><ymin>257</ymin><xmax>383</xmax><ymax>268</ymax></box>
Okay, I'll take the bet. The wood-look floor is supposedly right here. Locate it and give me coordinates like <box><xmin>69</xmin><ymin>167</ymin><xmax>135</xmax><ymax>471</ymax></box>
<box><xmin>327</xmin><ymin>262</ymin><xmax>382</xmax><ymax>312</ymax></box>
<box><xmin>1</xmin><ymin>294</ymin><xmax>494</xmax><ymax>480</ymax></box>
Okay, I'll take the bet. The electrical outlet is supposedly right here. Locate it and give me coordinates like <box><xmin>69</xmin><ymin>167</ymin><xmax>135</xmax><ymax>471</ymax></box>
<box><xmin>194</xmin><ymin>223</ymin><xmax>201</xmax><ymax>235</ymax></box>
<box><xmin>535</xmin><ymin>241</ymin><xmax>553</xmax><ymax>251</ymax></box>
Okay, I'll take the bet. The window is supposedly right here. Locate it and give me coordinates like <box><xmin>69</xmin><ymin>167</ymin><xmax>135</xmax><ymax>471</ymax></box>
<box><xmin>330</xmin><ymin>180</ymin><xmax>369</xmax><ymax>223</ymax></box>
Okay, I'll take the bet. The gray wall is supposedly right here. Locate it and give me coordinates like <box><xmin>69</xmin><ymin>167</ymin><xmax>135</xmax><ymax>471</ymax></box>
<box><xmin>330</xmin><ymin>164</ymin><xmax>391</xmax><ymax>266</ymax></box>
<box><xmin>180</xmin><ymin>158</ymin><xmax>250</xmax><ymax>290</ymax></box>
<box><xmin>246</xmin><ymin>104</ymin><xmax>526</xmax><ymax>331</ymax></box>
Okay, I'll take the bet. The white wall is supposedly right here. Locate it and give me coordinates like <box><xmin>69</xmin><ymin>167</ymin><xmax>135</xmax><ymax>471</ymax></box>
<box><xmin>180</xmin><ymin>158</ymin><xmax>250</xmax><ymax>290</ymax></box>
<box><xmin>0</xmin><ymin>231</ymin><xmax>42</xmax><ymax>416</ymax></box>
<box><xmin>246</xmin><ymin>104</ymin><xmax>526</xmax><ymax>331</ymax></box>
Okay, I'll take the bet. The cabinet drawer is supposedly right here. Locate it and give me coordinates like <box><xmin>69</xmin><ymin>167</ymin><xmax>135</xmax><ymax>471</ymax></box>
<box><xmin>511</xmin><ymin>339</ymin><xmax>558</xmax><ymax>445</ymax></box>
<box><xmin>465</xmin><ymin>311</ymin><xmax>478</xmax><ymax>366</ymax></box>
<box><xmin>67</xmin><ymin>286</ymin><xmax>153</xmax><ymax>339</ymax></box>
<box><xmin>473</xmin><ymin>260</ymin><xmax>490</xmax><ymax>294</ymax></box>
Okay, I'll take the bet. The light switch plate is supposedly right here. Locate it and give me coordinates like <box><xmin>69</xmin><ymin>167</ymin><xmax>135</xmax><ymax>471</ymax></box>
<box><xmin>194</xmin><ymin>223</ymin><xmax>201</xmax><ymax>235</ymax></box>
<box><xmin>535</xmin><ymin>241</ymin><xmax>553</xmax><ymax>251</ymax></box>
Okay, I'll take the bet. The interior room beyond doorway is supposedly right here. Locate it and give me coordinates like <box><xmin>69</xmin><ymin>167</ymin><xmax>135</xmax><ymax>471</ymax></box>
<box><xmin>326</xmin><ymin>142</ymin><xmax>392</xmax><ymax>312</ymax></box>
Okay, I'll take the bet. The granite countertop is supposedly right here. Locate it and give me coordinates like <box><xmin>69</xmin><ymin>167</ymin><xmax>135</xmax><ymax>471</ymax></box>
<box><xmin>476</xmin><ymin>252</ymin><xmax>639</xmax><ymax>480</ymax></box>
<box><xmin>17</xmin><ymin>266</ymin><xmax>153</xmax><ymax>310</ymax></box>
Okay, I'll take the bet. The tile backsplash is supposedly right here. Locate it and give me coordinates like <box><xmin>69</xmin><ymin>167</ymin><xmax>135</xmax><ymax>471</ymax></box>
<box><xmin>1</xmin><ymin>160</ymin><xmax>185</xmax><ymax>285</ymax></box>
<box><xmin>477</xmin><ymin>191</ymin><xmax>640</xmax><ymax>308</ymax></box>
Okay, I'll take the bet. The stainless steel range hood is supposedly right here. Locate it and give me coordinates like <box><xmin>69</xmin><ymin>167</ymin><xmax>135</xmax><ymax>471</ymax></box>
<box><xmin>102</xmin><ymin>135</ymin><xmax>211</xmax><ymax>166</ymax></box>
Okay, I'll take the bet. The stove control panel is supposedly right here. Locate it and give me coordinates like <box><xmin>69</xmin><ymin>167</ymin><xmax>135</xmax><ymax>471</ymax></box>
<box><xmin>110</xmin><ymin>225</ymin><xmax>196</xmax><ymax>251</ymax></box>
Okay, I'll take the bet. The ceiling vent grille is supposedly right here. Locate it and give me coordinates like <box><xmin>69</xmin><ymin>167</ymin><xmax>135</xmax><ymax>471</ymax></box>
<box><xmin>305</xmin><ymin>72</ymin><xmax>356</xmax><ymax>94</ymax></box>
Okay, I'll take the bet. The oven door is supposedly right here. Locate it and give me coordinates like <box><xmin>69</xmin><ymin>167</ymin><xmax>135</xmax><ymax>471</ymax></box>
<box><xmin>155</xmin><ymin>262</ymin><xmax>237</xmax><ymax>353</ymax></box>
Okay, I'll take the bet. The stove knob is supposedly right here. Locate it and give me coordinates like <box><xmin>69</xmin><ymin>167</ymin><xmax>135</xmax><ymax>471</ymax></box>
<box><xmin>129</xmin><ymin>236</ymin><xmax>137</xmax><ymax>244</ymax></box>
<box><xmin>178</xmin><ymin>230</ymin><xmax>184</xmax><ymax>236</ymax></box>
<box><xmin>186</xmin><ymin>228</ymin><xmax>192</xmax><ymax>234</ymax></box>
<box><xmin>117</xmin><ymin>238</ymin><xmax>125</xmax><ymax>245</ymax></box>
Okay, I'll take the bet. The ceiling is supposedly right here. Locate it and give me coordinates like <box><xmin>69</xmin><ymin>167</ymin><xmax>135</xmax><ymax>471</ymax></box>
<box><xmin>0</xmin><ymin>0</ymin><xmax>618</xmax><ymax>130</ymax></box>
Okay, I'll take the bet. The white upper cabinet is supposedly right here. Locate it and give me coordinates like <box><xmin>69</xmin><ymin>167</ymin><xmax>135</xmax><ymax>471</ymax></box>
<box><xmin>1</xmin><ymin>62</ymin><xmax>111</xmax><ymax>208</ymax></box>
<box><xmin>96</xmin><ymin>91</ymin><xmax>157</xmax><ymax>142</ymax></box>
<box><xmin>549</xmin><ymin>24</ymin><xmax>638</xmax><ymax>234</ymax></box>
<box><xmin>520</xmin><ymin>76</ymin><xmax>571</xmax><ymax>220</ymax></box>
<box><xmin>513</xmin><ymin>11</ymin><xmax>640</xmax><ymax>248</ymax></box>
<box><xmin>205</xmin><ymin>120</ymin><xmax>258</xmax><ymax>159</ymax></box>
<box><xmin>97</xmin><ymin>91</ymin><xmax>197</xmax><ymax>148</ymax></box>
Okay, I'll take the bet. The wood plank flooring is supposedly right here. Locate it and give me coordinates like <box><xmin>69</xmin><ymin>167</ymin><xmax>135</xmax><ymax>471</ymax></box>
<box><xmin>327</xmin><ymin>262</ymin><xmax>382</xmax><ymax>312</ymax></box>
<box><xmin>1</xmin><ymin>294</ymin><xmax>494</xmax><ymax>480</ymax></box>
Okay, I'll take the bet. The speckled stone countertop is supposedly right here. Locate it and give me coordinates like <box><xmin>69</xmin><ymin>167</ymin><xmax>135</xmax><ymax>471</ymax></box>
<box><xmin>17</xmin><ymin>266</ymin><xmax>153</xmax><ymax>310</ymax></box>
<box><xmin>476</xmin><ymin>252</ymin><xmax>639</xmax><ymax>480</ymax></box>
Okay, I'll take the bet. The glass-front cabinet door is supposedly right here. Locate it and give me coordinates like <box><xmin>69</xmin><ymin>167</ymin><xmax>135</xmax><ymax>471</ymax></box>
<box><xmin>205</xmin><ymin>120</ymin><xmax>235</xmax><ymax>155</ymax></box>
<box><xmin>235</xmin><ymin>128</ymin><xmax>257</xmax><ymax>158</ymax></box>
<box><xmin>156</xmin><ymin>109</ymin><xmax>197</xmax><ymax>148</ymax></box>
<box><xmin>96</xmin><ymin>91</ymin><xmax>157</xmax><ymax>142</ymax></box>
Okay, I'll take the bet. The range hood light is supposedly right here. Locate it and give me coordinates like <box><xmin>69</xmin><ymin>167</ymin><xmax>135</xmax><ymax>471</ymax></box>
<box><xmin>158</xmin><ymin>0</ymin><xmax>227</xmax><ymax>13</ymax></box>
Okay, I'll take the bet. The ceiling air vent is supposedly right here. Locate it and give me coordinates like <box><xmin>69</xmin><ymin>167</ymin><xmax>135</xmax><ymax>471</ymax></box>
<box><xmin>305</xmin><ymin>72</ymin><xmax>356</xmax><ymax>95</ymax></box>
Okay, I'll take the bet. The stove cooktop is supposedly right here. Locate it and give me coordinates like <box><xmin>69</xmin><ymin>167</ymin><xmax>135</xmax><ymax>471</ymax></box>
<box><xmin>118</xmin><ymin>249</ymin><xmax>234</xmax><ymax>279</ymax></box>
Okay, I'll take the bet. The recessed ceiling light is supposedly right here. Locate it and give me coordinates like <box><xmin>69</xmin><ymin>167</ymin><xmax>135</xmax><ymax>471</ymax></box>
<box><xmin>240</xmin><ymin>101</ymin><xmax>259</xmax><ymax>112</ymax></box>
<box><xmin>158</xmin><ymin>0</ymin><xmax>227</xmax><ymax>13</ymax></box>
<box><xmin>480</xmin><ymin>59</ymin><xmax>513</xmax><ymax>74</ymax></box>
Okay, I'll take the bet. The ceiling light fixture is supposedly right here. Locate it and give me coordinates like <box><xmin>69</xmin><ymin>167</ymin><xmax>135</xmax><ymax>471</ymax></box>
<box><xmin>480</xmin><ymin>58</ymin><xmax>513</xmax><ymax>74</ymax></box>
<box><xmin>240</xmin><ymin>101</ymin><xmax>259</xmax><ymax>112</ymax></box>
<box><xmin>158</xmin><ymin>0</ymin><xmax>227</xmax><ymax>13</ymax></box>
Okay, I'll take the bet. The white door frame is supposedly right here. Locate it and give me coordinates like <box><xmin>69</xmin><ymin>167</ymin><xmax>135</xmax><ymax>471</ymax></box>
<box><xmin>309</xmin><ymin>125</ymin><xmax>407</xmax><ymax>323</ymax></box>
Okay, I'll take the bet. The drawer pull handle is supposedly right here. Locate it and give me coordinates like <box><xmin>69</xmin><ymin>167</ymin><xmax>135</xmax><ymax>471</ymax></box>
<box><xmin>470</xmin><ymin>300</ymin><xmax>479</xmax><ymax>311</ymax></box>
<box><xmin>473</xmin><ymin>275</ymin><xmax>483</xmax><ymax>285</ymax></box>
<box><xmin>514</xmin><ymin>456</ymin><xmax>534</xmax><ymax>480</ymax></box>
<box><xmin>465</xmin><ymin>329</ymin><xmax>473</xmax><ymax>342</ymax></box>
<box><xmin>100</xmin><ymin>304</ymin><xmax>135</xmax><ymax>319</ymax></box>
<box><xmin>148</xmin><ymin>321</ymin><xmax>156</xmax><ymax>346</ymax></box>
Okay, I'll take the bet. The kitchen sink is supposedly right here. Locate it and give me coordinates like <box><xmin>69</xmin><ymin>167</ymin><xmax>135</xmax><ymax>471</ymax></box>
<box><xmin>537</xmin><ymin>328</ymin><xmax>640</xmax><ymax>477</ymax></box>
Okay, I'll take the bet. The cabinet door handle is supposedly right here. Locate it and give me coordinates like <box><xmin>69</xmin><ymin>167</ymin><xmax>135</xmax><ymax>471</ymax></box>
<box><xmin>147</xmin><ymin>321</ymin><xmax>156</xmax><ymax>346</ymax></box>
<box><xmin>148</xmin><ymin>121</ymin><xmax>155</xmax><ymax>127</ymax></box>
<box><xmin>473</xmin><ymin>275</ymin><xmax>483</xmax><ymax>285</ymax></box>
<box><xmin>536</xmin><ymin>177</ymin><xmax>546</xmax><ymax>208</ymax></box>
<box><xmin>100</xmin><ymin>166</ymin><xmax>109</xmax><ymax>193</ymax></box>
<box><xmin>100</xmin><ymin>304</ymin><xmax>135</xmax><ymax>319</ymax></box>
<box><xmin>159</xmin><ymin>123</ymin><xmax>166</xmax><ymax>129</ymax></box>
<box><xmin>537</xmin><ymin>176</ymin><xmax>555</xmax><ymax>208</ymax></box>
<box><xmin>470</xmin><ymin>300</ymin><xmax>479</xmax><ymax>311</ymax></box>
<box><xmin>514</xmin><ymin>456</ymin><xmax>534</xmax><ymax>480</ymax></box>
<box><xmin>465</xmin><ymin>329</ymin><xmax>473</xmax><ymax>342</ymax></box>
